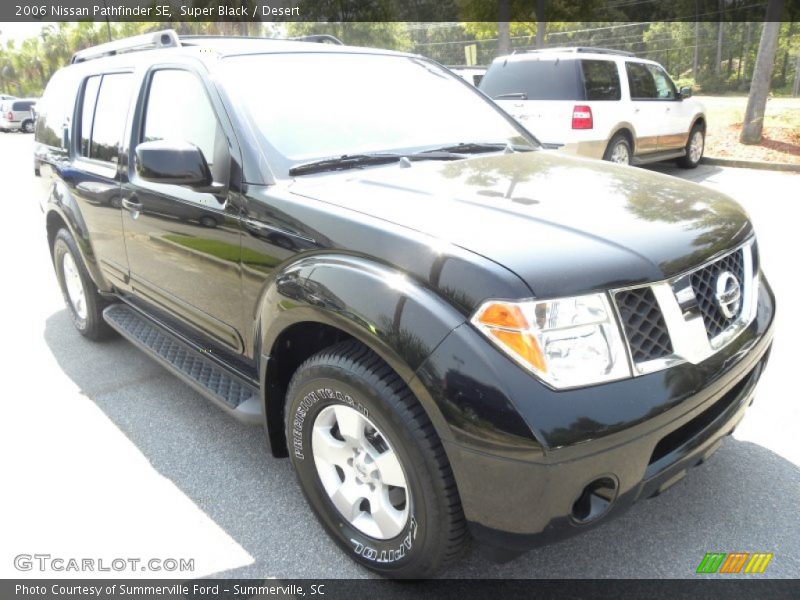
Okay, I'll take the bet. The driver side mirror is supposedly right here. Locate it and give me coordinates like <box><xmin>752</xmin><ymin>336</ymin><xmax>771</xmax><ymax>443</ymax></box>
<box><xmin>135</xmin><ymin>140</ymin><xmax>221</xmax><ymax>192</ymax></box>
<box><xmin>679</xmin><ymin>86</ymin><xmax>693</xmax><ymax>99</ymax></box>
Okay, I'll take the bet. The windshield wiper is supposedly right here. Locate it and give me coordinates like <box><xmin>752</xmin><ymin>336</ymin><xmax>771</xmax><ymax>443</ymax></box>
<box><xmin>416</xmin><ymin>142</ymin><xmax>535</xmax><ymax>156</ymax></box>
<box><xmin>494</xmin><ymin>92</ymin><xmax>527</xmax><ymax>100</ymax></box>
<box><xmin>289</xmin><ymin>150</ymin><xmax>467</xmax><ymax>176</ymax></box>
<box><xmin>289</xmin><ymin>153</ymin><xmax>403</xmax><ymax>176</ymax></box>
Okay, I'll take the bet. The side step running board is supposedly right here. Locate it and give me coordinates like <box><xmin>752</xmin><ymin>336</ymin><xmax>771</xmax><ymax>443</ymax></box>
<box><xmin>103</xmin><ymin>303</ymin><xmax>261</xmax><ymax>424</ymax></box>
<box><xmin>632</xmin><ymin>149</ymin><xmax>687</xmax><ymax>165</ymax></box>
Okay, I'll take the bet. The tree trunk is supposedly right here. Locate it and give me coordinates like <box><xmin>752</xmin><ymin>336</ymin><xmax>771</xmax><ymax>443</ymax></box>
<box><xmin>740</xmin><ymin>0</ymin><xmax>785</xmax><ymax>144</ymax></box>
<box><xmin>498</xmin><ymin>0</ymin><xmax>511</xmax><ymax>56</ymax></box>
<box><xmin>792</xmin><ymin>53</ymin><xmax>800</xmax><ymax>97</ymax></box>
<box><xmin>742</xmin><ymin>21</ymin><xmax>752</xmax><ymax>82</ymax></box>
<box><xmin>535</xmin><ymin>0</ymin><xmax>546</xmax><ymax>48</ymax></box>
<box><xmin>779</xmin><ymin>23</ymin><xmax>794</xmax><ymax>86</ymax></box>
<box><xmin>693</xmin><ymin>20</ymin><xmax>699</xmax><ymax>80</ymax></box>
<box><xmin>715</xmin><ymin>1</ymin><xmax>724</xmax><ymax>76</ymax></box>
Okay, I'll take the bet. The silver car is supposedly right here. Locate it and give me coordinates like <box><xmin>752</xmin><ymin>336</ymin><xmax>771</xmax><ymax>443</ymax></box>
<box><xmin>0</xmin><ymin>98</ymin><xmax>38</xmax><ymax>133</ymax></box>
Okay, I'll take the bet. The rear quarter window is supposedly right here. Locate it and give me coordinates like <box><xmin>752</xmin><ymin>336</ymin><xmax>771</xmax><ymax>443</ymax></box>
<box><xmin>480</xmin><ymin>58</ymin><xmax>583</xmax><ymax>101</ymax></box>
<box><xmin>12</xmin><ymin>101</ymin><xmax>35</xmax><ymax>111</ymax></box>
<box><xmin>581</xmin><ymin>60</ymin><xmax>621</xmax><ymax>101</ymax></box>
<box><xmin>35</xmin><ymin>69</ymin><xmax>81</xmax><ymax>148</ymax></box>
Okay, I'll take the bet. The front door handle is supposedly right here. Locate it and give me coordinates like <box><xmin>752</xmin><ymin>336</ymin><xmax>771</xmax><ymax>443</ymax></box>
<box><xmin>121</xmin><ymin>198</ymin><xmax>142</xmax><ymax>210</ymax></box>
<box><xmin>121</xmin><ymin>197</ymin><xmax>143</xmax><ymax>218</ymax></box>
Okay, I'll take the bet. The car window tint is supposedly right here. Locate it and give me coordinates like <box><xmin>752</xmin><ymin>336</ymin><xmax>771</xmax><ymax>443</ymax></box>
<box><xmin>647</xmin><ymin>65</ymin><xmax>677</xmax><ymax>99</ymax></box>
<box><xmin>90</xmin><ymin>73</ymin><xmax>133</xmax><ymax>163</ymax></box>
<box><xmin>480</xmin><ymin>58</ymin><xmax>583</xmax><ymax>100</ymax></box>
<box><xmin>142</xmin><ymin>69</ymin><xmax>222</xmax><ymax>167</ymax></box>
<box><xmin>13</xmin><ymin>101</ymin><xmax>35</xmax><ymax>111</ymax></box>
<box><xmin>625</xmin><ymin>62</ymin><xmax>657</xmax><ymax>99</ymax></box>
<box><xmin>79</xmin><ymin>76</ymin><xmax>101</xmax><ymax>157</ymax></box>
<box><xmin>581</xmin><ymin>60</ymin><xmax>621</xmax><ymax>101</ymax></box>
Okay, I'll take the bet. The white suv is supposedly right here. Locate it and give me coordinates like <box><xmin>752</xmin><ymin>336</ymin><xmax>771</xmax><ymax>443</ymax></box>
<box><xmin>480</xmin><ymin>47</ymin><xmax>706</xmax><ymax>168</ymax></box>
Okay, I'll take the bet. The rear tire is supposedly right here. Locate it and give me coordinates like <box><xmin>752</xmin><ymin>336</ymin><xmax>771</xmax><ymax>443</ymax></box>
<box><xmin>603</xmin><ymin>133</ymin><xmax>632</xmax><ymax>165</ymax></box>
<box><xmin>53</xmin><ymin>228</ymin><xmax>115</xmax><ymax>341</ymax></box>
<box><xmin>21</xmin><ymin>120</ymin><xmax>34</xmax><ymax>133</ymax></box>
<box><xmin>677</xmin><ymin>124</ymin><xmax>704</xmax><ymax>169</ymax></box>
<box><xmin>285</xmin><ymin>340</ymin><xmax>469</xmax><ymax>577</ymax></box>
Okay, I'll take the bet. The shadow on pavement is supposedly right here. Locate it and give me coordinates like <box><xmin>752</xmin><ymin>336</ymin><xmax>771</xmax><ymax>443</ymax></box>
<box><xmin>44</xmin><ymin>308</ymin><xmax>800</xmax><ymax>578</ymax></box>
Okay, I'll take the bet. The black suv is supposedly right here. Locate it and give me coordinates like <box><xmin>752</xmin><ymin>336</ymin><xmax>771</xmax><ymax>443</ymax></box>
<box><xmin>35</xmin><ymin>31</ymin><xmax>775</xmax><ymax>577</ymax></box>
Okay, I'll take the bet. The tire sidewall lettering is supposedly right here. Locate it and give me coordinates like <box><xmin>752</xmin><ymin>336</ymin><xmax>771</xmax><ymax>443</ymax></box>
<box><xmin>292</xmin><ymin>386</ymin><xmax>368</xmax><ymax>460</ymax></box>
<box><xmin>351</xmin><ymin>517</ymin><xmax>418</xmax><ymax>564</ymax></box>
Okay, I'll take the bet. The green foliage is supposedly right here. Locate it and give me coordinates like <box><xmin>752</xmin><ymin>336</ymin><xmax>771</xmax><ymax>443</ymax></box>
<box><xmin>2</xmin><ymin>19</ymin><xmax>797</xmax><ymax>98</ymax></box>
<box><xmin>285</xmin><ymin>22</ymin><xmax>412</xmax><ymax>51</ymax></box>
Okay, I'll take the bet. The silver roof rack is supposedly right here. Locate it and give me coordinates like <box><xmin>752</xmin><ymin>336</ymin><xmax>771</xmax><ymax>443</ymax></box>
<box><xmin>526</xmin><ymin>47</ymin><xmax>635</xmax><ymax>57</ymax></box>
<box><xmin>70</xmin><ymin>29</ymin><xmax>345</xmax><ymax>64</ymax></box>
<box><xmin>71</xmin><ymin>29</ymin><xmax>180</xmax><ymax>64</ymax></box>
<box><xmin>289</xmin><ymin>34</ymin><xmax>343</xmax><ymax>45</ymax></box>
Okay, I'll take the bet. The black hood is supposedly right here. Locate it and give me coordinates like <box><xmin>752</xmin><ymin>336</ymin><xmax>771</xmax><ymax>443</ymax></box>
<box><xmin>290</xmin><ymin>151</ymin><xmax>753</xmax><ymax>297</ymax></box>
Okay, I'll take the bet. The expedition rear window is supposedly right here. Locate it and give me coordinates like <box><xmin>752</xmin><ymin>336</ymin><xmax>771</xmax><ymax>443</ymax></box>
<box><xmin>12</xmin><ymin>101</ymin><xmax>35</xmax><ymax>111</ymax></box>
<box><xmin>479</xmin><ymin>58</ymin><xmax>583</xmax><ymax>101</ymax></box>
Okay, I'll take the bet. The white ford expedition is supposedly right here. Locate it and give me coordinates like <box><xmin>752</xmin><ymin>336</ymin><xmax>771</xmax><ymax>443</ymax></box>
<box><xmin>480</xmin><ymin>47</ymin><xmax>706</xmax><ymax>168</ymax></box>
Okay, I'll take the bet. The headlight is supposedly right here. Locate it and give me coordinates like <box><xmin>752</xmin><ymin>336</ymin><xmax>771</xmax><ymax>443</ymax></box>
<box><xmin>471</xmin><ymin>293</ymin><xmax>632</xmax><ymax>389</ymax></box>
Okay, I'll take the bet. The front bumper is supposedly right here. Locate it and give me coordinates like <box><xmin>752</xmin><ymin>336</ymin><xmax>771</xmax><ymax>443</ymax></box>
<box><xmin>414</xmin><ymin>275</ymin><xmax>775</xmax><ymax>551</ymax></box>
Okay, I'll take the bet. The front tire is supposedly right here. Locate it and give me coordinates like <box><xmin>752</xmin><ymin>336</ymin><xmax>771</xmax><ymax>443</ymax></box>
<box><xmin>677</xmin><ymin>124</ymin><xmax>705</xmax><ymax>169</ymax></box>
<box><xmin>603</xmin><ymin>133</ymin><xmax>632</xmax><ymax>165</ymax></box>
<box><xmin>285</xmin><ymin>340</ymin><xmax>468</xmax><ymax>577</ymax></box>
<box><xmin>53</xmin><ymin>228</ymin><xmax>115</xmax><ymax>341</ymax></box>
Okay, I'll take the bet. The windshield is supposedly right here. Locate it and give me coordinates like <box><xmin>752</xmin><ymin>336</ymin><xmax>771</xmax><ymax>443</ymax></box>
<box><xmin>221</xmin><ymin>53</ymin><xmax>536</xmax><ymax>176</ymax></box>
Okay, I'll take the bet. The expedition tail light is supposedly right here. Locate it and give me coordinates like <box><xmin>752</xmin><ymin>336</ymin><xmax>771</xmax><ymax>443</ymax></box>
<box><xmin>572</xmin><ymin>105</ymin><xmax>593</xmax><ymax>129</ymax></box>
<box><xmin>6</xmin><ymin>111</ymin><xmax>13</xmax><ymax>121</ymax></box>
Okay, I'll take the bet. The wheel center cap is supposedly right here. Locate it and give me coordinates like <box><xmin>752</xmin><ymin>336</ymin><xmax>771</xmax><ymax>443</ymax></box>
<box><xmin>352</xmin><ymin>452</ymin><xmax>375</xmax><ymax>483</ymax></box>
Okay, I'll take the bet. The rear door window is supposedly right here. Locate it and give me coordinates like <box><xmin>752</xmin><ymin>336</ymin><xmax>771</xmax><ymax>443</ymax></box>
<box><xmin>480</xmin><ymin>58</ymin><xmax>583</xmax><ymax>100</ymax></box>
<box><xmin>90</xmin><ymin>73</ymin><xmax>133</xmax><ymax>163</ymax></box>
<box><xmin>79</xmin><ymin>76</ymin><xmax>101</xmax><ymax>157</ymax></box>
<box><xmin>625</xmin><ymin>62</ymin><xmax>658</xmax><ymax>99</ymax></box>
<box><xmin>581</xmin><ymin>60</ymin><xmax>621</xmax><ymax>101</ymax></box>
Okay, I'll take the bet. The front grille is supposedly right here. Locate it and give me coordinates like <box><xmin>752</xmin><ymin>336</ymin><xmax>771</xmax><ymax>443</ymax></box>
<box><xmin>690</xmin><ymin>249</ymin><xmax>745</xmax><ymax>339</ymax></box>
<box><xmin>615</xmin><ymin>287</ymin><xmax>673</xmax><ymax>363</ymax></box>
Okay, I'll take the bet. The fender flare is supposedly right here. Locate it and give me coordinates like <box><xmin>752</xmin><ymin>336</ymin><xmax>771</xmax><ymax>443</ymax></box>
<box><xmin>608</xmin><ymin>122</ymin><xmax>637</xmax><ymax>154</ymax></box>
<box><xmin>45</xmin><ymin>177</ymin><xmax>112</xmax><ymax>293</ymax></box>
<box><xmin>256</xmin><ymin>253</ymin><xmax>468</xmax><ymax>451</ymax></box>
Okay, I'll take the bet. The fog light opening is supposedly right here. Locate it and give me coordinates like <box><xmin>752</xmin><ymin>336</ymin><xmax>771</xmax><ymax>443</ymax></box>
<box><xmin>571</xmin><ymin>477</ymin><xmax>617</xmax><ymax>524</ymax></box>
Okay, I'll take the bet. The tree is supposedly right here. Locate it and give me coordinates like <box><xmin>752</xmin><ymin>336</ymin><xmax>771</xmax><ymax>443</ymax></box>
<box><xmin>793</xmin><ymin>54</ymin><xmax>800</xmax><ymax>97</ymax></box>
<box><xmin>740</xmin><ymin>0</ymin><xmax>786</xmax><ymax>144</ymax></box>
<box><xmin>498</xmin><ymin>0</ymin><xmax>511</xmax><ymax>55</ymax></box>
<box><xmin>285</xmin><ymin>22</ymin><xmax>412</xmax><ymax>51</ymax></box>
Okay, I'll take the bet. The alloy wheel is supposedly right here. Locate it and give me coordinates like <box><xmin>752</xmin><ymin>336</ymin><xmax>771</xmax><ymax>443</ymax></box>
<box><xmin>312</xmin><ymin>404</ymin><xmax>410</xmax><ymax>540</ymax></box>
<box><xmin>610</xmin><ymin>142</ymin><xmax>630</xmax><ymax>164</ymax></box>
<box><xmin>62</xmin><ymin>252</ymin><xmax>87</xmax><ymax>320</ymax></box>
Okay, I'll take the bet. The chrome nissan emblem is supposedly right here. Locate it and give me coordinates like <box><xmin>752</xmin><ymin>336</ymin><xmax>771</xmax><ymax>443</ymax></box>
<box><xmin>715</xmin><ymin>271</ymin><xmax>742</xmax><ymax>319</ymax></box>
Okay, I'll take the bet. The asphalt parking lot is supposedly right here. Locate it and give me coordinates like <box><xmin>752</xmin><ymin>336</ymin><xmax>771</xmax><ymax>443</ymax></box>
<box><xmin>1</xmin><ymin>132</ymin><xmax>798</xmax><ymax>579</ymax></box>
